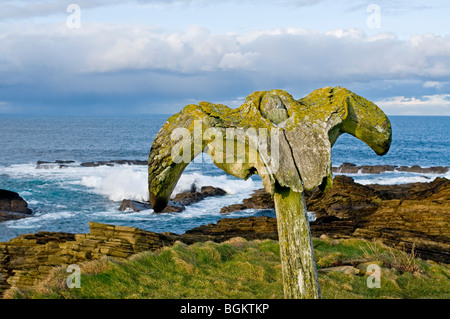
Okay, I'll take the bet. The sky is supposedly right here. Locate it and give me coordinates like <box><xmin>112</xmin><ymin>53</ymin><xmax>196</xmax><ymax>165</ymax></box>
<box><xmin>0</xmin><ymin>0</ymin><xmax>449</xmax><ymax>115</ymax></box>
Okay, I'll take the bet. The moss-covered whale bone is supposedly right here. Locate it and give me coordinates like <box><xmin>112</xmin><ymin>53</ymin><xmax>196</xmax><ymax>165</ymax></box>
<box><xmin>148</xmin><ymin>86</ymin><xmax>392</xmax><ymax>298</ymax></box>
<box><xmin>148</xmin><ymin>86</ymin><xmax>391</xmax><ymax>211</ymax></box>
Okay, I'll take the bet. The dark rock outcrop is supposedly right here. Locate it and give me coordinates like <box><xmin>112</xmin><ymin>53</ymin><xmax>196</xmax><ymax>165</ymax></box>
<box><xmin>119</xmin><ymin>186</ymin><xmax>227</xmax><ymax>214</ymax></box>
<box><xmin>80</xmin><ymin>160</ymin><xmax>147</xmax><ymax>167</ymax></box>
<box><xmin>36</xmin><ymin>160</ymin><xmax>77</xmax><ymax>169</ymax></box>
<box><xmin>119</xmin><ymin>199</ymin><xmax>184</xmax><ymax>213</ymax></box>
<box><xmin>396</xmin><ymin>165</ymin><xmax>449</xmax><ymax>174</ymax></box>
<box><xmin>0</xmin><ymin>190</ymin><xmax>32</xmax><ymax>222</ymax></box>
<box><xmin>119</xmin><ymin>199</ymin><xmax>152</xmax><ymax>212</ymax></box>
<box><xmin>220</xmin><ymin>189</ymin><xmax>274</xmax><ymax>214</ymax></box>
<box><xmin>332</xmin><ymin>162</ymin><xmax>449</xmax><ymax>174</ymax></box>
<box><xmin>36</xmin><ymin>159</ymin><xmax>148</xmax><ymax>169</ymax></box>
<box><xmin>171</xmin><ymin>186</ymin><xmax>227</xmax><ymax>207</ymax></box>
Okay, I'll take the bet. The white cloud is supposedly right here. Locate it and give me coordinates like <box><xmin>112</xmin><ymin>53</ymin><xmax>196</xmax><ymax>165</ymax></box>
<box><xmin>325</xmin><ymin>28</ymin><xmax>364</xmax><ymax>39</ymax></box>
<box><xmin>376</xmin><ymin>94</ymin><xmax>450</xmax><ymax>115</ymax></box>
<box><xmin>4</xmin><ymin>23</ymin><xmax>449</xmax><ymax>81</ymax></box>
<box><xmin>423</xmin><ymin>81</ymin><xmax>444</xmax><ymax>89</ymax></box>
<box><xmin>218</xmin><ymin>51</ymin><xmax>259</xmax><ymax>70</ymax></box>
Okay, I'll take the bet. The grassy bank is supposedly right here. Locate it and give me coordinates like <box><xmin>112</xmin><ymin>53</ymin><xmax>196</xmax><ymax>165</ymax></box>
<box><xmin>5</xmin><ymin>237</ymin><xmax>450</xmax><ymax>299</ymax></box>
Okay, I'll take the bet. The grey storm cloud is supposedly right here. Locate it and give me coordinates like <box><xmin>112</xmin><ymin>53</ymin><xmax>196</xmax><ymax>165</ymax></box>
<box><xmin>3</xmin><ymin>24</ymin><xmax>450</xmax><ymax>81</ymax></box>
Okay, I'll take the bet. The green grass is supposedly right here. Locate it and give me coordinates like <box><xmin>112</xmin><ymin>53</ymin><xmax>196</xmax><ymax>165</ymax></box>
<box><xmin>6</xmin><ymin>237</ymin><xmax>450</xmax><ymax>299</ymax></box>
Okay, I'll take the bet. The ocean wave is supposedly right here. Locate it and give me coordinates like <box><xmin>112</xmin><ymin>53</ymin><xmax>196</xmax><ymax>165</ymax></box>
<box><xmin>173</xmin><ymin>172</ymin><xmax>260</xmax><ymax>195</ymax></box>
<box><xmin>5</xmin><ymin>211</ymin><xmax>77</xmax><ymax>229</ymax></box>
<box><xmin>349</xmin><ymin>170</ymin><xmax>449</xmax><ymax>185</ymax></box>
<box><xmin>91</xmin><ymin>210</ymin><xmax>159</xmax><ymax>222</ymax></box>
<box><xmin>26</xmin><ymin>200</ymin><xmax>41</xmax><ymax>206</ymax></box>
<box><xmin>75</xmin><ymin>165</ymin><xmax>261</xmax><ymax>202</ymax></box>
<box><xmin>0</xmin><ymin>163</ymin><xmax>88</xmax><ymax>181</ymax></box>
<box><xmin>79</xmin><ymin>166</ymin><xmax>148</xmax><ymax>202</ymax></box>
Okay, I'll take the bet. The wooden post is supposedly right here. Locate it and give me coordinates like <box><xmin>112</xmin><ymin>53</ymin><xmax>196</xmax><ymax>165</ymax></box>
<box><xmin>273</xmin><ymin>185</ymin><xmax>321</xmax><ymax>299</ymax></box>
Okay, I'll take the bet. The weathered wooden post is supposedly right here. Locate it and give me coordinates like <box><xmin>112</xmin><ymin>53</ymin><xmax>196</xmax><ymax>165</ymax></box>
<box><xmin>147</xmin><ymin>87</ymin><xmax>392</xmax><ymax>299</ymax></box>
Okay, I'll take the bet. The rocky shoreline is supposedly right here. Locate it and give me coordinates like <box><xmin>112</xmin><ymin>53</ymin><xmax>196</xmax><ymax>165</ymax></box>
<box><xmin>332</xmin><ymin>162</ymin><xmax>449</xmax><ymax>174</ymax></box>
<box><xmin>36</xmin><ymin>159</ymin><xmax>148</xmax><ymax>169</ymax></box>
<box><xmin>0</xmin><ymin>168</ymin><xmax>449</xmax><ymax>296</ymax></box>
<box><xmin>34</xmin><ymin>159</ymin><xmax>449</xmax><ymax>174</ymax></box>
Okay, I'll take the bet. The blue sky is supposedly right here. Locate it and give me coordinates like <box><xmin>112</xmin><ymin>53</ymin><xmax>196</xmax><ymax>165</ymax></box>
<box><xmin>0</xmin><ymin>0</ymin><xmax>449</xmax><ymax>115</ymax></box>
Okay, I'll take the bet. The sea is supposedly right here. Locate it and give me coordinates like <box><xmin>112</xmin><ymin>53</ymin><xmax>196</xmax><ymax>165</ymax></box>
<box><xmin>0</xmin><ymin>115</ymin><xmax>449</xmax><ymax>242</ymax></box>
